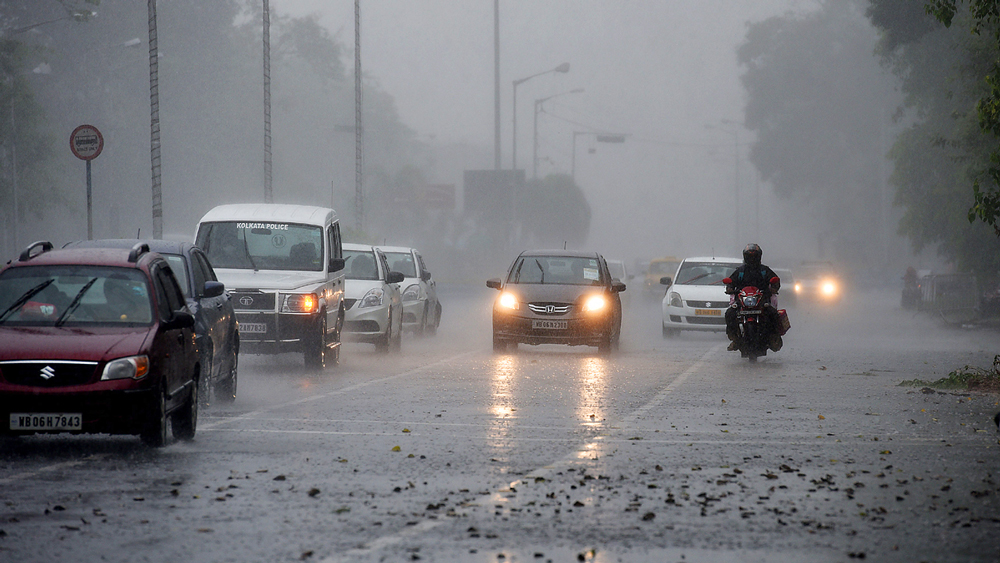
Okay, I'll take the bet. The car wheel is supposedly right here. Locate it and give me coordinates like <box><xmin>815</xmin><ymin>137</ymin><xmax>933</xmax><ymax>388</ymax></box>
<box><xmin>304</xmin><ymin>315</ymin><xmax>327</xmax><ymax>370</ymax></box>
<box><xmin>492</xmin><ymin>333</ymin><xmax>507</xmax><ymax>352</ymax></box>
<box><xmin>216</xmin><ymin>348</ymin><xmax>238</xmax><ymax>403</ymax></box>
<box><xmin>198</xmin><ymin>346</ymin><xmax>213</xmax><ymax>409</ymax></box>
<box><xmin>662</xmin><ymin>325</ymin><xmax>679</xmax><ymax>338</ymax></box>
<box><xmin>597</xmin><ymin>335</ymin><xmax>613</xmax><ymax>355</ymax></box>
<box><xmin>376</xmin><ymin>314</ymin><xmax>392</xmax><ymax>353</ymax></box>
<box><xmin>140</xmin><ymin>384</ymin><xmax>168</xmax><ymax>447</ymax></box>
<box><xmin>426</xmin><ymin>302</ymin><xmax>441</xmax><ymax>336</ymax></box>
<box><xmin>391</xmin><ymin>311</ymin><xmax>403</xmax><ymax>352</ymax></box>
<box><xmin>172</xmin><ymin>376</ymin><xmax>198</xmax><ymax>441</ymax></box>
<box><xmin>414</xmin><ymin>303</ymin><xmax>428</xmax><ymax>336</ymax></box>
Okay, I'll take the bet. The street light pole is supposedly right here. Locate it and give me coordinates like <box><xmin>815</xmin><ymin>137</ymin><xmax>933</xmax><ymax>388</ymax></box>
<box><xmin>511</xmin><ymin>62</ymin><xmax>569</xmax><ymax>175</ymax></box>
<box><xmin>533</xmin><ymin>88</ymin><xmax>583</xmax><ymax>181</ymax></box>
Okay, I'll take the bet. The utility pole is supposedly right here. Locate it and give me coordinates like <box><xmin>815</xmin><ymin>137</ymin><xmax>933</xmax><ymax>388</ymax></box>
<box><xmin>354</xmin><ymin>0</ymin><xmax>363</xmax><ymax>232</ymax></box>
<box><xmin>263</xmin><ymin>0</ymin><xmax>272</xmax><ymax>203</ymax></box>
<box><xmin>148</xmin><ymin>0</ymin><xmax>162</xmax><ymax>239</ymax></box>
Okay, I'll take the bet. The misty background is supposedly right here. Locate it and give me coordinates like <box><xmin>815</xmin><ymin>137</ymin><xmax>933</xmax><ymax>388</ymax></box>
<box><xmin>2</xmin><ymin>0</ymin><xmax>992</xmax><ymax>287</ymax></box>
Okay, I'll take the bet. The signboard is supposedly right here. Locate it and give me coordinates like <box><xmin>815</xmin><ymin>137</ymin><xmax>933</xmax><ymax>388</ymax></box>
<box><xmin>596</xmin><ymin>134</ymin><xmax>625</xmax><ymax>143</ymax></box>
<box><xmin>70</xmin><ymin>124</ymin><xmax>104</xmax><ymax>161</ymax></box>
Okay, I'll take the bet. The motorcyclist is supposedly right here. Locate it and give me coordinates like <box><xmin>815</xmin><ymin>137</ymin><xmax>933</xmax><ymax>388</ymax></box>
<box><xmin>725</xmin><ymin>243</ymin><xmax>782</xmax><ymax>352</ymax></box>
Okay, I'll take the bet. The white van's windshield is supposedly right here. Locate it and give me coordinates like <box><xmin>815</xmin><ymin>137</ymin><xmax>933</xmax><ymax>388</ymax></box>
<box><xmin>197</xmin><ymin>221</ymin><xmax>324</xmax><ymax>272</ymax></box>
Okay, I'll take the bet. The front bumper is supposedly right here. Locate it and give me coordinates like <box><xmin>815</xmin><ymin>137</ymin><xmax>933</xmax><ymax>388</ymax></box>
<box><xmin>0</xmin><ymin>385</ymin><xmax>157</xmax><ymax>436</ymax></box>
<box><xmin>661</xmin><ymin>306</ymin><xmax>728</xmax><ymax>332</ymax></box>
<box><xmin>492</xmin><ymin>312</ymin><xmax>612</xmax><ymax>346</ymax></box>
<box><xmin>401</xmin><ymin>299</ymin><xmax>427</xmax><ymax>330</ymax></box>
<box><xmin>343</xmin><ymin>304</ymin><xmax>390</xmax><ymax>343</ymax></box>
<box><xmin>235</xmin><ymin>311</ymin><xmax>319</xmax><ymax>353</ymax></box>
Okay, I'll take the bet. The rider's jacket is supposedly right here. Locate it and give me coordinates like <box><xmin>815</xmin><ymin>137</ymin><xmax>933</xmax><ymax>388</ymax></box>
<box><xmin>727</xmin><ymin>264</ymin><xmax>780</xmax><ymax>300</ymax></box>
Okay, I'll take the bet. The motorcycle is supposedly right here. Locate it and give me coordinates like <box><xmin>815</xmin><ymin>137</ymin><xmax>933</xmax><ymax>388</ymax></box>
<box><xmin>724</xmin><ymin>276</ymin><xmax>787</xmax><ymax>362</ymax></box>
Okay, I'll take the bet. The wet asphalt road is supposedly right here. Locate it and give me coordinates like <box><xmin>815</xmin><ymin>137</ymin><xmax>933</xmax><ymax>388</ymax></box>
<box><xmin>1</xmin><ymin>283</ymin><xmax>999</xmax><ymax>563</ymax></box>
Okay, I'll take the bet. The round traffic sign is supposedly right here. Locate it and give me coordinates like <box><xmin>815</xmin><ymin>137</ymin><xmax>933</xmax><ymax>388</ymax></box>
<box><xmin>70</xmin><ymin>124</ymin><xmax>104</xmax><ymax>161</ymax></box>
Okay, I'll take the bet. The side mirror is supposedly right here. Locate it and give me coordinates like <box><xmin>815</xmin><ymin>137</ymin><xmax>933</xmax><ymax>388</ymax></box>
<box><xmin>421</xmin><ymin>270</ymin><xmax>432</xmax><ymax>282</ymax></box>
<box><xmin>659</xmin><ymin>276</ymin><xmax>672</xmax><ymax>286</ymax></box>
<box><xmin>329</xmin><ymin>257</ymin><xmax>346</xmax><ymax>272</ymax></box>
<box><xmin>612</xmin><ymin>281</ymin><xmax>626</xmax><ymax>293</ymax></box>
<box><xmin>163</xmin><ymin>310</ymin><xmax>195</xmax><ymax>330</ymax></box>
<box><xmin>486</xmin><ymin>278</ymin><xmax>502</xmax><ymax>290</ymax></box>
<box><xmin>387</xmin><ymin>271</ymin><xmax>405</xmax><ymax>284</ymax></box>
<box><xmin>203</xmin><ymin>281</ymin><xmax>225</xmax><ymax>298</ymax></box>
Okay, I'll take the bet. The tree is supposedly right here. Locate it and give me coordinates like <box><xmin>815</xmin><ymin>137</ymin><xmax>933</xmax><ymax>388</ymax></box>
<box><xmin>737</xmin><ymin>0</ymin><xmax>900</xmax><ymax>267</ymax></box>
<box><xmin>517</xmin><ymin>173</ymin><xmax>591</xmax><ymax>248</ymax></box>
<box><xmin>924</xmin><ymin>0</ymin><xmax>1000</xmax><ymax>234</ymax></box>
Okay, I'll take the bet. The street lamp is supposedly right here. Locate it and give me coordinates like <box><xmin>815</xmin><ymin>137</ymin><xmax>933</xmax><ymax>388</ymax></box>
<box><xmin>511</xmin><ymin>62</ymin><xmax>569</xmax><ymax>175</ymax></box>
<box><xmin>533</xmin><ymin>88</ymin><xmax>583</xmax><ymax>181</ymax></box>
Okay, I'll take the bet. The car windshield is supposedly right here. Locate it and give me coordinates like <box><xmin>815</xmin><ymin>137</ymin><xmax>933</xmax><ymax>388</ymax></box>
<box><xmin>508</xmin><ymin>256</ymin><xmax>604</xmax><ymax>286</ymax></box>
<box><xmin>344</xmin><ymin>249</ymin><xmax>379</xmax><ymax>281</ymax></box>
<box><xmin>197</xmin><ymin>221</ymin><xmax>324</xmax><ymax>272</ymax></box>
<box><xmin>0</xmin><ymin>265</ymin><xmax>153</xmax><ymax>326</ymax></box>
<box><xmin>675</xmin><ymin>262</ymin><xmax>739</xmax><ymax>286</ymax></box>
<box><xmin>383</xmin><ymin>252</ymin><xmax>417</xmax><ymax>278</ymax></box>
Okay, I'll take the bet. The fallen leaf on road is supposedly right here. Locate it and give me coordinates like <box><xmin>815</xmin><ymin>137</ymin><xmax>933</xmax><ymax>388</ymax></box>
<box><xmin>308</xmin><ymin>488</ymin><xmax>321</xmax><ymax>497</ymax></box>
<box><xmin>402</xmin><ymin>428</ymin><xmax>411</xmax><ymax>433</ymax></box>
<box><xmin>818</xmin><ymin>415</ymin><xmax>825</xmax><ymax>420</ymax></box>
<box><xmin>392</xmin><ymin>445</ymin><xmax>401</xmax><ymax>452</ymax></box>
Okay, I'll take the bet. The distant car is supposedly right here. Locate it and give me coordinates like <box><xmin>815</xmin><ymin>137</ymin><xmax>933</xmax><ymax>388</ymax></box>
<box><xmin>644</xmin><ymin>256</ymin><xmax>681</xmax><ymax>297</ymax></box>
<box><xmin>791</xmin><ymin>261</ymin><xmax>842</xmax><ymax>303</ymax></box>
<box><xmin>772</xmin><ymin>268</ymin><xmax>796</xmax><ymax>307</ymax></box>
<box><xmin>64</xmin><ymin>239</ymin><xmax>239</xmax><ymax>404</ymax></box>
<box><xmin>342</xmin><ymin>243</ymin><xmax>404</xmax><ymax>352</ymax></box>
<box><xmin>487</xmin><ymin>250</ymin><xmax>625</xmax><ymax>353</ymax></box>
<box><xmin>660</xmin><ymin>256</ymin><xmax>742</xmax><ymax>337</ymax></box>
<box><xmin>0</xmin><ymin>241</ymin><xmax>199</xmax><ymax>446</ymax></box>
<box><xmin>376</xmin><ymin>246</ymin><xmax>441</xmax><ymax>335</ymax></box>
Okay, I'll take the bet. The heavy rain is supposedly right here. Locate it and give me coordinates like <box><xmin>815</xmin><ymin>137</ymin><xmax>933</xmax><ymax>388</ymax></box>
<box><xmin>1</xmin><ymin>1</ymin><xmax>999</xmax><ymax>562</ymax></box>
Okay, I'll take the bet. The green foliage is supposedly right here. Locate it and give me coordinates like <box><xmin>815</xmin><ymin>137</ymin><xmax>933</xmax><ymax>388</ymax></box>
<box><xmin>517</xmin><ymin>173</ymin><xmax>591</xmax><ymax>248</ymax></box>
<box><xmin>899</xmin><ymin>355</ymin><xmax>1000</xmax><ymax>389</ymax></box>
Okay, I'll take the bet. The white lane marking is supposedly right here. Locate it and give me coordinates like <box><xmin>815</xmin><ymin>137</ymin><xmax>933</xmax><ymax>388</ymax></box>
<box><xmin>0</xmin><ymin>454</ymin><xmax>108</xmax><ymax>485</ymax></box>
<box><xmin>199</xmin><ymin>351</ymin><xmax>475</xmax><ymax>431</ymax></box>
<box><xmin>321</xmin><ymin>344</ymin><xmax>722</xmax><ymax>563</ymax></box>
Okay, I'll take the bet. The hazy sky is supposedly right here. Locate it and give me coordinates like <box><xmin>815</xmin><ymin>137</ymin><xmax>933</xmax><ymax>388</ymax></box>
<box><xmin>274</xmin><ymin>1</ymin><xmax>823</xmax><ymax>261</ymax></box>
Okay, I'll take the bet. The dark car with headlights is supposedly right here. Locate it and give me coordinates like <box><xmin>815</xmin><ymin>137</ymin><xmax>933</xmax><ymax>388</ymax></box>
<box><xmin>65</xmin><ymin>239</ymin><xmax>239</xmax><ymax>404</ymax></box>
<box><xmin>487</xmin><ymin>250</ymin><xmax>625</xmax><ymax>353</ymax></box>
<box><xmin>0</xmin><ymin>241</ymin><xmax>199</xmax><ymax>446</ymax></box>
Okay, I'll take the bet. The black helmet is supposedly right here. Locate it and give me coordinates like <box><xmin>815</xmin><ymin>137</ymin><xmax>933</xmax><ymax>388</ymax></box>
<box><xmin>743</xmin><ymin>243</ymin><xmax>762</xmax><ymax>268</ymax></box>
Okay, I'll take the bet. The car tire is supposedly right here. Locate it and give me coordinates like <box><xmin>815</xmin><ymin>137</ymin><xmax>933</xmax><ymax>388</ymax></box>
<box><xmin>376</xmin><ymin>314</ymin><xmax>392</xmax><ymax>353</ymax></box>
<box><xmin>662</xmin><ymin>325</ymin><xmax>679</xmax><ymax>338</ymax></box>
<box><xmin>492</xmin><ymin>334</ymin><xmax>508</xmax><ymax>352</ymax></box>
<box><xmin>172</xmin><ymin>377</ymin><xmax>198</xmax><ymax>441</ymax></box>
<box><xmin>425</xmin><ymin>302</ymin><xmax>441</xmax><ymax>336</ymax></box>
<box><xmin>198</xmin><ymin>346</ymin><xmax>213</xmax><ymax>410</ymax></box>
<box><xmin>217</xmin><ymin>349</ymin><xmax>238</xmax><ymax>403</ymax></box>
<box><xmin>391</xmin><ymin>312</ymin><xmax>402</xmax><ymax>352</ymax></box>
<box><xmin>304</xmin><ymin>314</ymin><xmax>327</xmax><ymax>370</ymax></box>
<box><xmin>140</xmin><ymin>384</ymin><xmax>168</xmax><ymax>447</ymax></box>
<box><xmin>597</xmin><ymin>335</ymin><xmax>613</xmax><ymax>355</ymax></box>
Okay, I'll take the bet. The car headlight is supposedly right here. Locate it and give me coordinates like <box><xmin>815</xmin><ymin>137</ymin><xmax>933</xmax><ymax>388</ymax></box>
<box><xmin>583</xmin><ymin>294</ymin><xmax>607</xmax><ymax>312</ymax></box>
<box><xmin>794</xmin><ymin>283</ymin><xmax>802</xmax><ymax>294</ymax></box>
<box><xmin>101</xmin><ymin>355</ymin><xmax>150</xmax><ymax>381</ymax></box>
<box><xmin>821</xmin><ymin>280</ymin><xmax>838</xmax><ymax>297</ymax></box>
<box><xmin>497</xmin><ymin>292</ymin><xmax>519</xmax><ymax>310</ymax></box>
<box><xmin>281</xmin><ymin>293</ymin><xmax>319</xmax><ymax>313</ymax></box>
<box><xmin>668</xmin><ymin>291</ymin><xmax>682</xmax><ymax>308</ymax></box>
<box><xmin>402</xmin><ymin>284</ymin><xmax>421</xmax><ymax>302</ymax></box>
<box><xmin>359</xmin><ymin>288</ymin><xmax>384</xmax><ymax>308</ymax></box>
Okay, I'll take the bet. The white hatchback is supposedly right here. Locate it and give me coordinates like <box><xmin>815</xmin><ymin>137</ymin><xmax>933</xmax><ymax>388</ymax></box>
<box><xmin>660</xmin><ymin>256</ymin><xmax>742</xmax><ymax>337</ymax></box>
<box><xmin>342</xmin><ymin>243</ymin><xmax>404</xmax><ymax>352</ymax></box>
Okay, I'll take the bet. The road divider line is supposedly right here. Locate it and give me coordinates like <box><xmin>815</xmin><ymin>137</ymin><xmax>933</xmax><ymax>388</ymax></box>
<box><xmin>200</xmin><ymin>351</ymin><xmax>475</xmax><ymax>431</ymax></box>
<box><xmin>0</xmin><ymin>454</ymin><xmax>108</xmax><ymax>485</ymax></box>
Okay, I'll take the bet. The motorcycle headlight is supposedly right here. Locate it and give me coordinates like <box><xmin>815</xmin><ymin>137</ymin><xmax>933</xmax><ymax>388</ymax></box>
<box><xmin>281</xmin><ymin>293</ymin><xmax>319</xmax><ymax>313</ymax></box>
<box><xmin>359</xmin><ymin>288</ymin><xmax>384</xmax><ymax>308</ymax></box>
<box><xmin>101</xmin><ymin>355</ymin><xmax>150</xmax><ymax>381</ymax></box>
<box><xmin>402</xmin><ymin>284</ymin><xmax>421</xmax><ymax>302</ymax></box>
<box><xmin>497</xmin><ymin>292</ymin><xmax>519</xmax><ymax>310</ymax></box>
<box><xmin>741</xmin><ymin>294</ymin><xmax>761</xmax><ymax>308</ymax></box>
<box><xmin>583</xmin><ymin>294</ymin><xmax>607</xmax><ymax>312</ymax></box>
<box><xmin>668</xmin><ymin>291</ymin><xmax>682</xmax><ymax>308</ymax></box>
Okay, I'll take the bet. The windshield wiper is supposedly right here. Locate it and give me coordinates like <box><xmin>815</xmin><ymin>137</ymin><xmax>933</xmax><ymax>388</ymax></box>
<box><xmin>55</xmin><ymin>277</ymin><xmax>98</xmax><ymax>327</ymax></box>
<box><xmin>0</xmin><ymin>279</ymin><xmax>55</xmax><ymax>323</ymax></box>
<box><xmin>242</xmin><ymin>231</ymin><xmax>258</xmax><ymax>271</ymax></box>
<box><xmin>535</xmin><ymin>259</ymin><xmax>545</xmax><ymax>284</ymax></box>
<box><xmin>681</xmin><ymin>273</ymin><xmax>710</xmax><ymax>285</ymax></box>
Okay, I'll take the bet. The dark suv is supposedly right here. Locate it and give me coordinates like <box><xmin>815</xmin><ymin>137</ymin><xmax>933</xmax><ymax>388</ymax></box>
<box><xmin>65</xmin><ymin>239</ymin><xmax>239</xmax><ymax>404</ymax></box>
<box><xmin>0</xmin><ymin>241</ymin><xmax>200</xmax><ymax>446</ymax></box>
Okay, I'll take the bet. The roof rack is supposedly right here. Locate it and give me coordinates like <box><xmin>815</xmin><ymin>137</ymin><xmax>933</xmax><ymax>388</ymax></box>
<box><xmin>18</xmin><ymin>241</ymin><xmax>53</xmax><ymax>262</ymax></box>
<box><xmin>128</xmin><ymin>242</ymin><xmax>151</xmax><ymax>263</ymax></box>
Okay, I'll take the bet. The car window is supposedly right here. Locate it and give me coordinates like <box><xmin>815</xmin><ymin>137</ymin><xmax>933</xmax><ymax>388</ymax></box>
<box><xmin>384</xmin><ymin>252</ymin><xmax>417</xmax><ymax>278</ymax></box>
<box><xmin>674</xmin><ymin>262</ymin><xmax>739</xmax><ymax>286</ymax></box>
<box><xmin>376</xmin><ymin>251</ymin><xmax>391</xmax><ymax>280</ymax></box>
<box><xmin>0</xmin><ymin>265</ymin><xmax>153</xmax><ymax>326</ymax></box>
<box><xmin>161</xmin><ymin>253</ymin><xmax>193</xmax><ymax>298</ymax></box>
<box><xmin>197</xmin><ymin>221</ymin><xmax>325</xmax><ymax>271</ymax></box>
<box><xmin>193</xmin><ymin>250</ymin><xmax>218</xmax><ymax>283</ymax></box>
<box><xmin>344</xmin><ymin>249</ymin><xmax>380</xmax><ymax>281</ymax></box>
<box><xmin>508</xmin><ymin>256</ymin><xmax>604</xmax><ymax>286</ymax></box>
<box><xmin>153</xmin><ymin>263</ymin><xmax>186</xmax><ymax>320</ymax></box>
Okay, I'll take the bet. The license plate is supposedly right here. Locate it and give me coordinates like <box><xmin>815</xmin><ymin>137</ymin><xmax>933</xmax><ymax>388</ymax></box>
<box><xmin>694</xmin><ymin>309</ymin><xmax>721</xmax><ymax>316</ymax></box>
<box><xmin>532</xmin><ymin>320</ymin><xmax>568</xmax><ymax>330</ymax></box>
<box><xmin>738</xmin><ymin>309</ymin><xmax>762</xmax><ymax>315</ymax></box>
<box><xmin>10</xmin><ymin>413</ymin><xmax>82</xmax><ymax>431</ymax></box>
<box><xmin>239</xmin><ymin>322</ymin><xmax>267</xmax><ymax>334</ymax></box>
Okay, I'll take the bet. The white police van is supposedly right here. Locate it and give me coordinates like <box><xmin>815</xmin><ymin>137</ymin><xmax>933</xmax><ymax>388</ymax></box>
<box><xmin>195</xmin><ymin>204</ymin><xmax>345</xmax><ymax>369</ymax></box>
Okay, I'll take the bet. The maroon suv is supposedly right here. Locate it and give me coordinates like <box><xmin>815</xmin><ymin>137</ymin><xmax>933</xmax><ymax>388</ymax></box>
<box><xmin>0</xmin><ymin>241</ymin><xmax>200</xmax><ymax>446</ymax></box>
